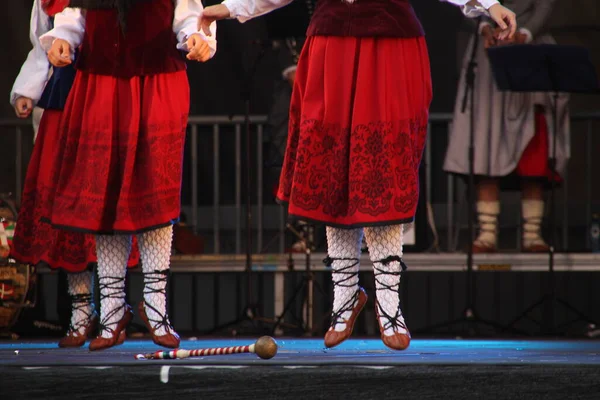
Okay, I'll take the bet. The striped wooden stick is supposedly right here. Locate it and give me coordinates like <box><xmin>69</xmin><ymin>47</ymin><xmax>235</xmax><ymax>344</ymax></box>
<box><xmin>134</xmin><ymin>336</ymin><xmax>278</xmax><ymax>360</ymax></box>
<box><xmin>135</xmin><ymin>345</ymin><xmax>252</xmax><ymax>360</ymax></box>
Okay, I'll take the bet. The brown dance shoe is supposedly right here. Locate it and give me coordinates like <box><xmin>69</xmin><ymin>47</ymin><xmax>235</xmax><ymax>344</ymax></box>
<box><xmin>58</xmin><ymin>312</ymin><xmax>99</xmax><ymax>348</ymax></box>
<box><xmin>89</xmin><ymin>304</ymin><xmax>133</xmax><ymax>351</ymax></box>
<box><xmin>324</xmin><ymin>287</ymin><xmax>368</xmax><ymax>349</ymax></box>
<box><xmin>523</xmin><ymin>243</ymin><xmax>550</xmax><ymax>253</ymax></box>
<box><xmin>138</xmin><ymin>301</ymin><xmax>180</xmax><ymax>349</ymax></box>
<box><xmin>472</xmin><ymin>240</ymin><xmax>497</xmax><ymax>254</ymax></box>
<box><xmin>376</xmin><ymin>306</ymin><xmax>411</xmax><ymax>351</ymax></box>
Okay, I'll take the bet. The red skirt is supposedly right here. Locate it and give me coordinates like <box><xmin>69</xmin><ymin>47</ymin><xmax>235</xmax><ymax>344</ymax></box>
<box><xmin>10</xmin><ymin>110</ymin><xmax>140</xmax><ymax>272</ymax></box>
<box><xmin>46</xmin><ymin>70</ymin><xmax>190</xmax><ymax>233</ymax></box>
<box><xmin>277</xmin><ymin>36</ymin><xmax>433</xmax><ymax>228</ymax></box>
<box><xmin>516</xmin><ymin>110</ymin><xmax>561</xmax><ymax>182</ymax></box>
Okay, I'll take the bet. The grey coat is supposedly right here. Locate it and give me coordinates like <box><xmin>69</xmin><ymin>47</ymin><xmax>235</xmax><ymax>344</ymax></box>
<box><xmin>443</xmin><ymin>0</ymin><xmax>570</xmax><ymax>177</ymax></box>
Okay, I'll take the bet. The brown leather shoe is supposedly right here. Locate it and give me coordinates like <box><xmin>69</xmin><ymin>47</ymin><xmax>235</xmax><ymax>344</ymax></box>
<box><xmin>472</xmin><ymin>241</ymin><xmax>497</xmax><ymax>253</ymax></box>
<box><xmin>138</xmin><ymin>301</ymin><xmax>180</xmax><ymax>348</ymax></box>
<box><xmin>58</xmin><ymin>312</ymin><xmax>98</xmax><ymax>348</ymax></box>
<box><xmin>324</xmin><ymin>287</ymin><xmax>368</xmax><ymax>349</ymax></box>
<box><xmin>376</xmin><ymin>305</ymin><xmax>411</xmax><ymax>351</ymax></box>
<box><xmin>89</xmin><ymin>304</ymin><xmax>133</xmax><ymax>351</ymax></box>
<box><xmin>523</xmin><ymin>243</ymin><xmax>550</xmax><ymax>253</ymax></box>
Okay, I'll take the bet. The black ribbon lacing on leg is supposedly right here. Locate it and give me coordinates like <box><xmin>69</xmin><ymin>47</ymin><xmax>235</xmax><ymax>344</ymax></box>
<box><xmin>373</xmin><ymin>256</ymin><xmax>407</xmax><ymax>333</ymax></box>
<box><xmin>323</xmin><ymin>256</ymin><xmax>360</xmax><ymax>328</ymax></box>
<box><xmin>98</xmin><ymin>275</ymin><xmax>126</xmax><ymax>336</ymax></box>
<box><xmin>68</xmin><ymin>293</ymin><xmax>94</xmax><ymax>335</ymax></box>
<box><xmin>142</xmin><ymin>270</ymin><xmax>173</xmax><ymax>334</ymax></box>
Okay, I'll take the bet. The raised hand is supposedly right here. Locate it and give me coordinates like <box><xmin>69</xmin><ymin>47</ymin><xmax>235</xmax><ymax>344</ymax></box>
<box><xmin>488</xmin><ymin>3</ymin><xmax>517</xmax><ymax>40</ymax></box>
<box><xmin>186</xmin><ymin>33</ymin><xmax>211</xmax><ymax>62</ymax></box>
<box><xmin>47</xmin><ymin>39</ymin><xmax>72</xmax><ymax>67</ymax></box>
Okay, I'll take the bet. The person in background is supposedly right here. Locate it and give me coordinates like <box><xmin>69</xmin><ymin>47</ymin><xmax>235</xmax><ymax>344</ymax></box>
<box><xmin>444</xmin><ymin>0</ymin><xmax>568</xmax><ymax>253</ymax></box>
<box><xmin>200</xmin><ymin>0</ymin><xmax>516</xmax><ymax>350</ymax></box>
<box><xmin>10</xmin><ymin>0</ymin><xmax>140</xmax><ymax>348</ymax></box>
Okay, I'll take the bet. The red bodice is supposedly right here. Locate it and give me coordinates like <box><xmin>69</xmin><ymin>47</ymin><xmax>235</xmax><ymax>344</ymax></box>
<box><xmin>307</xmin><ymin>0</ymin><xmax>424</xmax><ymax>38</ymax></box>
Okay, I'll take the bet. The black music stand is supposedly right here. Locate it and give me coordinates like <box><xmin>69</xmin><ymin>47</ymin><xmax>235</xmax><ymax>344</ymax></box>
<box><xmin>487</xmin><ymin>44</ymin><xmax>600</xmax><ymax>335</ymax></box>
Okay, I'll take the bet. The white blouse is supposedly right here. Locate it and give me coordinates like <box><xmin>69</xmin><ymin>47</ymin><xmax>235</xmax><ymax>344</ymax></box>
<box><xmin>10</xmin><ymin>0</ymin><xmax>52</xmax><ymax>106</ymax></box>
<box><xmin>39</xmin><ymin>0</ymin><xmax>217</xmax><ymax>59</ymax></box>
<box><xmin>221</xmin><ymin>0</ymin><xmax>499</xmax><ymax>23</ymax></box>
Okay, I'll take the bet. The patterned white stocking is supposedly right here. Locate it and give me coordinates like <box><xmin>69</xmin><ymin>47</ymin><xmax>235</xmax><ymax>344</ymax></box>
<box><xmin>364</xmin><ymin>225</ymin><xmax>407</xmax><ymax>337</ymax></box>
<box><xmin>137</xmin><ymin>225</ymin><xmax>174</xmax><ymax>336</ymax></box>
<box><xmin>325</xmin><ymin>227</ymin><xmax>362</xmax><ymax>332</ymax></box>
<box><xmin>66</xmin><ymin>271</ymin><xmax>94</xmax><ymax>335</ymax></box>
<box><xmin>96</xmin><ymin>235</ymin><xmax>130</xmax><ymax>339</ymax></box>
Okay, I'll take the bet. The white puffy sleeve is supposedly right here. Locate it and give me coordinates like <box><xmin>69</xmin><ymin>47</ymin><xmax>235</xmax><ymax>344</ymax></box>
<box><xmin>10</xmin><ymin>0</ymin><xmax>51</xmax><ymax>105</ymax></box>
<box><xmin>39</xmin><ymin>7</ymin><xmax>86</xmax><ymax>53</ymax></box>
<box><xmin>221</xmin><ymin>0</ymin><xmax>294</xmax><ymax>23</ymax></box>
<box><xmin>174</xmin><ymin>0</ymin><xmax>217</xmax><ymax>59</ymax></box>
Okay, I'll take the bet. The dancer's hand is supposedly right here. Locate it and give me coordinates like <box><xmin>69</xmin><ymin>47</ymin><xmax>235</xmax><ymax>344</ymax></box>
<box><xmin>488</xmin><ymin>3</ymin><xmax>516</xmax><ymax>40</ymax></box>
<box><xmin>481</xmin><ymin>25</ymin><xmax>496</xmax><ymax>48</ymax></box>
<box><xmin>14</xmin><ymin>96</ymin><xmax>33</xmax><ymax>118</ymax></box>
<box><xmin>198</xmin><ymin>5</ymin><xmax>230</xmax><ymax>36</ymax></box>
<box><xmin>186</xmin><ymin>33</ymin><xmax>211</xmax><ymax>62</ymax></box>
<box><xmin>47</xmin><ymin>39</ymin><xmax>72</xmax><ymax>67</ymax></box>
<box><xmin>494</xmin><ymin>28</ymin><xmax>528</xmax><ymax>46</ymax></box>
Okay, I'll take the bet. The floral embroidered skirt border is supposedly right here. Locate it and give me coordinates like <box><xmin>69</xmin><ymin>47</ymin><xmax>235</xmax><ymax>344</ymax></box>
<box><xmin>276</xmin><ymin>35</ymin><xmax>433</xmax><ymax>228</ymax></box>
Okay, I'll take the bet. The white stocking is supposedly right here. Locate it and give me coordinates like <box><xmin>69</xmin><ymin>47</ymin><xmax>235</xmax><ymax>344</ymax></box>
<box><xmin>66</xmin><ymin>270</ymin><xmax>94</xmax><ymax>335</ymax></box>
<box><xmin>325</xmin><ymin>227</ymin><xmax>362</xmax><ymax>332</ymax></box>
<box><xmin>364</xmin><ymin>225</ymin><xmax>407</xmax><ymax>336</ymax></box>
<box><xmin>137</xmin><ymin>225</ymin><xmax>173</xmax><ymax>336</ymax></box>
<box><xmin>96</xmin><ymin>235</ymin><xmax>130</xmax><ymax>339</ymax></box>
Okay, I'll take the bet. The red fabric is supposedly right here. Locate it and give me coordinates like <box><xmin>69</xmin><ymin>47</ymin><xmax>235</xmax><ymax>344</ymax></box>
<box><xmin>10</xmin><ymin>110</ymin><xmax>140</xmax><ymax>272</ymax></box>
<box><xmin>45</xmin><ymin>70</ymin><xmax>190</xmax><ymax>233</ymax></box>
<box><xmin>277</xmin><ymin>36</ymin><xmax>432</xmax><ymax>227</ymax></box>
<box><xmin>76</xmin><ymin>0</ymin><xmax>186</xmax><ymax>78</ymax></box>
<box><xmin>516</xmin><ymin>111</ymin><xmax>561</xmax><ymax>181</ymax></box>
<box><xmin>307</xmin><ymin>0</ymin><xmax>424</xmax><ymax>38</ymax></box>
<box><xmin>41</xmin><ymin>0</ymin><xmax>70</xmax><ymax>17</ymax></box>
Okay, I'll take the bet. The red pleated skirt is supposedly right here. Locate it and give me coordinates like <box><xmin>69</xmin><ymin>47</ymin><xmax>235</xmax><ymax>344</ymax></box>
<box><xmin>276</xmin><ymin>36</ymin><xmax>433</xmax><ymax>228</ymax></box>
<box><xmin>516</xmin><ymin>110</ymin><xmax>561</xmax><ymax>182</ymax></box>
<box><xmin>46</xmin><ymin>70</ymin><xmax>190</xmax><ymax>233</ymax></box>
<box><xmin>10</xmin><ymin>110</ymin><xmax>140</xmax><ymax>272</ymax></box>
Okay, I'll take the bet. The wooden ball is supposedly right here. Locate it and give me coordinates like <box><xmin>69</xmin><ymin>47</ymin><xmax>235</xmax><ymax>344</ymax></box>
<box><xmin>254</xmin><ymin>336</ymin><xmax>278</xmax><ymax>359</ymax></box>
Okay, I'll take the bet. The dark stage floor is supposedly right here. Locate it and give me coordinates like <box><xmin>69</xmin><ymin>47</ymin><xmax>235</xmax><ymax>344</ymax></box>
<box><xmin>2</xmin><ymin>338</ymin><xmax>600</xmax><ymax>399</ymax></box>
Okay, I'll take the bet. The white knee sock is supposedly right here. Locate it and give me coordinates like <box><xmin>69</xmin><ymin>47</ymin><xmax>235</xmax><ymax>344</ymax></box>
<box><xmin>475</xmin><ymin>201</ymin><xmax>500</xmax><ymax>247</ymax></box>
<box><xmin>325</xmin><ymin>226</ymin><xmax>362</xmax><ymax>332</ymax></box>
<box><xmin>96</xmin><ymin>235</ymin><xmax>131</xmax><ymax>339</ymax></box>
<box><xmin>364</xmin><ymin>225</ymin><xmax>407</xmax><ymax>336</ymax></box>
<box><xmin>522</xmin><ymin>199</ymin><xmax>546</xmax><ymax>247</ymax></box>
<box><xmin>66</xmin><ymin>271</ymin><xmax>94</xmax><ymax>335</ymax></box>
<box><xmin>137</xmin><ymin>225</ymin><xmax>173</xmax><ymax>336</ymax></box>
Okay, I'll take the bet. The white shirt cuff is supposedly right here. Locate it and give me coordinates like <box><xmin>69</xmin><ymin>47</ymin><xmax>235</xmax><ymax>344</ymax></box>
<box><xmin>221</xmin><ymin>0</ymin><xmax>238</xmax><ymax>19</ymax></box>
<box><xmin>478</xmin><ymin>0</ymin><xmax>499</xmax><ymax>9</ymax></box>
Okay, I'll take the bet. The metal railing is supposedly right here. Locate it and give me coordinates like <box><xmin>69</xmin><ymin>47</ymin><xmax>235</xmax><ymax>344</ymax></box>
<box><xmin>2</xmin><ymin>112</ymin><xmax>599</xmax><ymax>254</ymax></box>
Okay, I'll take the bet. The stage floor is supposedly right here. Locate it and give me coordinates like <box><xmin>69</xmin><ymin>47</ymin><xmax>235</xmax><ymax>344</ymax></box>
<box><xmin>2</xmin><ymin>338</ymin><xmax>600</xmax><ymax>399</ymax></box>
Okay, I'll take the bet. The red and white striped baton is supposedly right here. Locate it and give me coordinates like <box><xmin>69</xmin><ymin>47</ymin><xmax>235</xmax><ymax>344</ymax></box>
<box><xmin>135</xmin><ymin>336</ymin><xmax>278</xmax><ymax>360</ymax></box>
